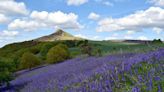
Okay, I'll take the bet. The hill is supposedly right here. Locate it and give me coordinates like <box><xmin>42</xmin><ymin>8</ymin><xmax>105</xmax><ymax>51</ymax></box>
<box><xmin>34</xmin><ymin>29</ymin><xmax>83</xmax><ymax>41</ymax></box>
<box><xmin>1</xmin><ymin>48</ymin><xmax>163</xmax><ymax>91</ymax></box>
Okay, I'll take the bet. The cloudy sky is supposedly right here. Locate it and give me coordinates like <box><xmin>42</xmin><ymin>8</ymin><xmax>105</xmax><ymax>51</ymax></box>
<box><xmin>0</xmin><ymin>0</ymin><xmax>164</xmax><ymax>47</ymax></box>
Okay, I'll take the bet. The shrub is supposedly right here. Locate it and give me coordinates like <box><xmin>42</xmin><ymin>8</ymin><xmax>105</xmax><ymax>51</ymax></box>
<box><xmin>20</xmin><ymin>52</ymin><xmax>41</xmax><ymax>70</ymax></box>
<box><xmin>76</xmin><ymin>40</ymin><xmax>84</xmax><ymax>46</ymax></box>
<box><xmin>64</xmin><ymin>40</ymin><xmax>76</xmax><ymax>47</ymax></box>
<box><xmin>94</xmin><ymin>48</ymin><xmax>102</xmax><ymax>57</ymax></box>
<box><xmin>29</xmin><ymin>47</ymin><xmax>40</xmax><ymax>54</ymax></box>
<box><xmin>47</xmin><ymin>44</ymin><xmax>69</xmax><ymax>64</ymax></box>
<box><xmin>79</xmin><ymin>40</ymin><xmax>93</xmax><ymax>56</ymax></box>
<box><xmin>0</xmin><ymin>59</ymin><xmax>14</xmax><ymax>87</ymax></box>
<box><xmin>80</xmin><ymin>45</ymin><xmax>93</xmax><ymax>56</ymax></box>
<box><xmin>152</xmin><ymin>39</ymin><xmax>163</xmax><ymax>44</ymax></box>
<box><xmin>40</xmin><ymin>43</ymin><xmax>54</xmax><ymax>60</ymax></box>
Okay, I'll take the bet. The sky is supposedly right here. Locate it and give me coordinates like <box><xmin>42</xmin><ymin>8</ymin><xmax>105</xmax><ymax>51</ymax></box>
<box><xmin>0</xmin><ymin>0</ymin><xmax>164</xmax><ymax>47</ymax></box>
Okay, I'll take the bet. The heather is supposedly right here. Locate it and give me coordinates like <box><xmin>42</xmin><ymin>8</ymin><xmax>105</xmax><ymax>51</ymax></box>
<box><xmin>1</xmin><ymin>48</ymin><xmax>163</xmax><ymax>92</ymax></box>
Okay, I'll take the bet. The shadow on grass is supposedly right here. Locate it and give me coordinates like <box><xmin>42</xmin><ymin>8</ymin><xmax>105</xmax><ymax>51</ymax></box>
<box><xmin>0</xmin><ymin>81</ymin><xmax>30</xmax><ymax>92</ymax></box>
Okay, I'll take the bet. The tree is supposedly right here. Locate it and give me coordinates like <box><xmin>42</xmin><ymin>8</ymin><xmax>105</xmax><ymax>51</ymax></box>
<box><xmin>47</xmin><ymin>44</ymin><xmax>70</xmax><ymax>64</ymax></box>
<box><xmin>40</xmin><ymin>43</ymin><xmax>54</xmax><ymax>60</ymax></box>
<box><xmin>79</xmin><ymin>40</ymin><xmax>93</xmax><ymax>56</ymax></box>
<box><xmin>152</xmin><ymin>39</ymin><xmax>163</xmax><ymax>44</ymax></box>
<box><xmin>95</xmin><ymin>48</ymin><xmax>102</xmax><ymax>57</ymax></box>
<box><xmin>0</xmin><ymin>59</ymin><xmax>13</xmax><ymax>87</ymax></box>
<box><xmin>20</xmin><ymin>52</ymin><xmax>41</xmax><ymax>70</ymax></box>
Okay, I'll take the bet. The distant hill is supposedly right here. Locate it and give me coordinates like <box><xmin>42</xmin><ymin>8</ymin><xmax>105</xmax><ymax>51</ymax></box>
<box><xmin>34</xmin><ymin>29</ymin><xmax>83</xmax><ymax>42</ymax></box>
<box><xmin>123</xmin><ymin>40</ymin><xmax>152</xmax><ymax>44</ymax></box>
<box><xmin>109</xmin><ymin>40</ymin><xmax>153</xmax><ymax>44</ymax></box>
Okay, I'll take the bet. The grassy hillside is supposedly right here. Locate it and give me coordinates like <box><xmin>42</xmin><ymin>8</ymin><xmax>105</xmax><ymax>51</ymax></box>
<box><xmin>0</xmin><ymin>40</ymin><xmax>163</xmax><ymax>91</ymax></box>
<box><xmin>35</xmin><ymin>29</ymin><xmax>83</xmax><ymax>41</ymax></box>
<box><xmin>1</xmin><ymin>47</ymin><xmax>163</xmax><ymax>92</ymax></box>
<box><xmin>89</xmin><ymin>41</ymin><xmax>164</xmax><ymax>55</ymax></box>
<box><xmin>0</xmin><ymin>40</ymin><xmax>163</xmax><ymax>59</ymax></box>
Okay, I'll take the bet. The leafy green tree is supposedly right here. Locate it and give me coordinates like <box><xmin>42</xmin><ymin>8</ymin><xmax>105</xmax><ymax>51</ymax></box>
<box><xmin>29</xmin><ymin>47</ymin><xmax>40</xmax><ymax>54</ymax></box>
<box><xmin>40</xmin><ymin>43</ymin><xmax>54</xmax><ymax>60</ymax></box>
<box><xmin>76</xmin><ymin>40</ymin><xmax>84</xmax><ymax>47</ymax></box>
<box><xmin>152</xmin><ymin>39</ymin><xmax>163</xmax><ymax>44</ymax></box>
<box><xmin>20</xmin><ymin>52</ymin><xmax>41</xmax><ymax>70</ymax></box>
<box><xmin>47</xmin><ymin>44</ymin><xmax>69</xmax><ymax>64</ymax></box>
<box><xmin>81</xmin><ymin>45</ymin><xmax>93</xmax><ymax>56</ymax></box>
<box><xmin>94</xmin><ymin>48</ymin><xmax>102</xmax><ymax>57</ymax></box>
<box><xmin>64</xmin><ymin>40</ymin><xmax>76</xmax><ymax>47</ymax></box>
<box><xmin>79</xmin><ymin>40</ymin><xmax>93</xmax><ymax>56</ymax></box>
<box><xmin>0</xmin><ymin>59</ymin><xmax>14</xmax><ymax>87</ymax></box>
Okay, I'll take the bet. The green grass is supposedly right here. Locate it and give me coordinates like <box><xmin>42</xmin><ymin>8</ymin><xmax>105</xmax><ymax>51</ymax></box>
<box><xmin>89</xmin><ymin>41</ymin><xmax>164</xmax><ymax>55</ymax></box>
<box><xmin>0</xmin><ymin>40</ymin><xmax>163</xmax><ymax>70</ymax></box>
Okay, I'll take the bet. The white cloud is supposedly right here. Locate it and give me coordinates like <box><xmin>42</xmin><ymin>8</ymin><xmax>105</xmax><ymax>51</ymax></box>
<box><xmin>96</xmin><ymin>7</ymin><xmax>164</xmax><ymax>32</ymax></box>
<box><xmin>105</xmin><ymin>33</ymin><xmax>121</xmax><ymax>40</ymax></box>
<box><xmin>0</xmin><ymin>0</ymin><xmax>29</xmax><ymax>15</ymax></box>
<box><xmin>8</xmin><ymin>11</ymin><xmax>83</xmax><ymax>31</ymax></box>
<box><xmin>148</xmin><ymin>0</ymin><xmax>164</xmax><ymax>7</ymax></box>
<box><xmin>93</xmin><ymin>36</ymin><xmax>100</xmax><ymax>40</ymax></box>
<box><xmin>88</xmin><ymin>12</ymin><xmax>100</xmax><ymax>20</ymax></box>
<box><xmin>75</xmin><ymin>34</ymin><xmax>88</xmax><ymax>39</ymax></box>
<box><xmin>113</xmin><ymin>33</ymin><xmax>119</xmax><ymax>36</ymax></box>
<box><xmin>104</xmin><ymin>32</ymin><xmax>150</xmax><ymax>40</ymax></box>
<box><xmin>30</xmin><ymin>11</ymin><xmax>48</xmax><ymax>21</ymax></box>
<box><xmin>95</xmin><ymin>0</ymin><xmax>113</xmax><ymax>6</ymax></box>
<box><xmin>124</xmin><ymin>36</ymin><xmax>133</xmax><ymax>39</ymax></box>
<box><xmin>67</xmin><ymin>0</ymin><xmax>88</xmax><ymax>6</ymax></box>
<box><xmin>8</xmin><ymin>19</ymin><xmax>47</xmax><ymax>31</ymax></box>
<box><xmin>0</xmin><ymin>30</ymin><xmax>19</xmax><ymax>37</ymax></box>
<box><xmin>0</xmin><ymin>14</ymin><xmax>10</xmax><ymax>24</ymax></box>
<box><xmin>137</xmin><ymin>36</ymin><xmax>148</xmax><ymax>40</ymax></box>
<box><xmin>153</xmin><ymin>27</ymin><xmax>163</xmax><ymax>34</ymax></box>
<box><xmin>127</xmin><ymin>30</ymin><xmax>135</xmax><ymax>35</ymax></box>
<box><xmin>103</xmin><ymin>1</ymin><xmax>113</xmax><ymax>6</ymax></box>
<box><xmin>105</xmin><ymin>37</ymin><xmax>118</xmax><ymax>40</ymax></box>
<box><xmin>75</xmin><ymin>34</ymin><xmax>101</xmax><ymax>40</ymax></box>
<box><xmin>30</xmin><ymin>11</ymin><xmax>83</xmax><ymax>30</ymax></box>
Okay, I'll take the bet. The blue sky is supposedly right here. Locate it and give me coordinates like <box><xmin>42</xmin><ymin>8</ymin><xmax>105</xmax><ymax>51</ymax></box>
<box><xmin>0</xmin><ymin>0</ymin><xmax>164</xmax><ymax>47</ymax></box>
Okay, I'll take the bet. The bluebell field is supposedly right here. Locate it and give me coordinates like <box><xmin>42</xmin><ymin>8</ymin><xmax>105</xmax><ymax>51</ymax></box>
<box><xmin>1</xmin><ymin>48</ymin><xmax>164</xmax><ymax>92</ymax></box>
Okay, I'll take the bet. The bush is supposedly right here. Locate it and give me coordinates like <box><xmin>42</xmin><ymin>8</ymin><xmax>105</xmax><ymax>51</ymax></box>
<box><xmin>20</xmin><ymin>52</ymin><xmax>41</xmax><ymax>70</ymax></box>
<box><xmin>94</xmin><ymin>48</ymin><xmax>102</xmax><ymax>57</ymax></box>
<box><xmin>0</xmin><ymin>59</ymin><xmax>14</xmax><ymax>87</ymax></box>
<box><xmin>40</xmin><ymin>43</ymin><xmax>55</xmax><ymax>60</ymax></box>
<box><xmin>29</xmin><ymin>47</ymin><xmax>40</xmax><ymax>54</ymax></box>
<box><xmin>79</xmin><ymin>40</ymin><xmax>93</xmax><ymax>56</ymax></box>
<box><xmin>152</xmin><ymin>39</ymin><xmax>163</xmax><ymax>44</ymax></box>
<box><xmin>64</xmin><ymin>40</ymin><xmax>76</xmax><ymax>47</ymax></box>
<box><xmin>47</xmin><ymin>44</ymin><xmax>69</xmax><ymax>64</ymax></box>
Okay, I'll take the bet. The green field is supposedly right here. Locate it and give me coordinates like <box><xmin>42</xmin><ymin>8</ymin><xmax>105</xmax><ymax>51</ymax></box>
<box><xmin>0</xmin><ymin>40</ymin><xmax>163</xmax><ymax>61</ymax></box>
<box><xmin>0</xmin><ymin>40</ymin><xmax>163</xmax><ymax>91</ymax></box>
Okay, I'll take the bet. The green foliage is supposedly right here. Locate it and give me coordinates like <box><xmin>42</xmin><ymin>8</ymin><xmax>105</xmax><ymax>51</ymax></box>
<box><xmin>0</xmin><ymin>40</ymin><xmax>163</xmax><ymax>73</ymax></box>
<box><xmin>40</xmin><ymin>43</ymin><xmax>55</xmax><ymax>60</ymax></box>
<box><xmin>81</xmin><ymin>45</ymin><xmax>93</xmax><ymax>56</ymax></box>
<box><xmin>152</xmin><ymin>39</ymin><xmax>163</xmax><ymax>44</ymax></box>
<box><xmin>0</xmin><ymin>58</ymin><xmax>14</xmax><ymax>87</ymax></box>
<box><xmin>64</xmin><ymin>40</ymin><xmax>77</xmax><ymax>47</ymax></box>
<box><xmin>47</xmin><ymin>44</ymin><xmax>70</xmax><ymax>64</ymax></box>
<box><xmin>79</xmin><ymin>40</ymin><xmax>93</xmax><ymax>56</ymax></box>
<box><xmin>76</xmin><ymin>40</ymin><xmax>85</xmax><ymax>46</ymax></box>
<box><xmin>20</xmin><ymin>52</ymin><xmax>41</xmax><ymax>70</ymax></box>
<box><xmin>29</xmin><ymin>47</ymin><xmax>40</xmax><ymax>54</ymax></box>
<box><xmin>93</xmin><ymin>48</ymin><xmax>102</xmax><ymax>57</ymax></box>
<box><xmin>70</xmin><ymin>51</ymin><xmax>81</xmax><ymax>58</ymax></box>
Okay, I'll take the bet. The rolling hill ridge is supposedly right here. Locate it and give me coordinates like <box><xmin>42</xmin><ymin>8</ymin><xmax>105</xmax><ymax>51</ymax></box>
<box><xmin>34</xmin><ymin>29</ymin><xmax>83</xmax><ymax>42</ymax></box>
